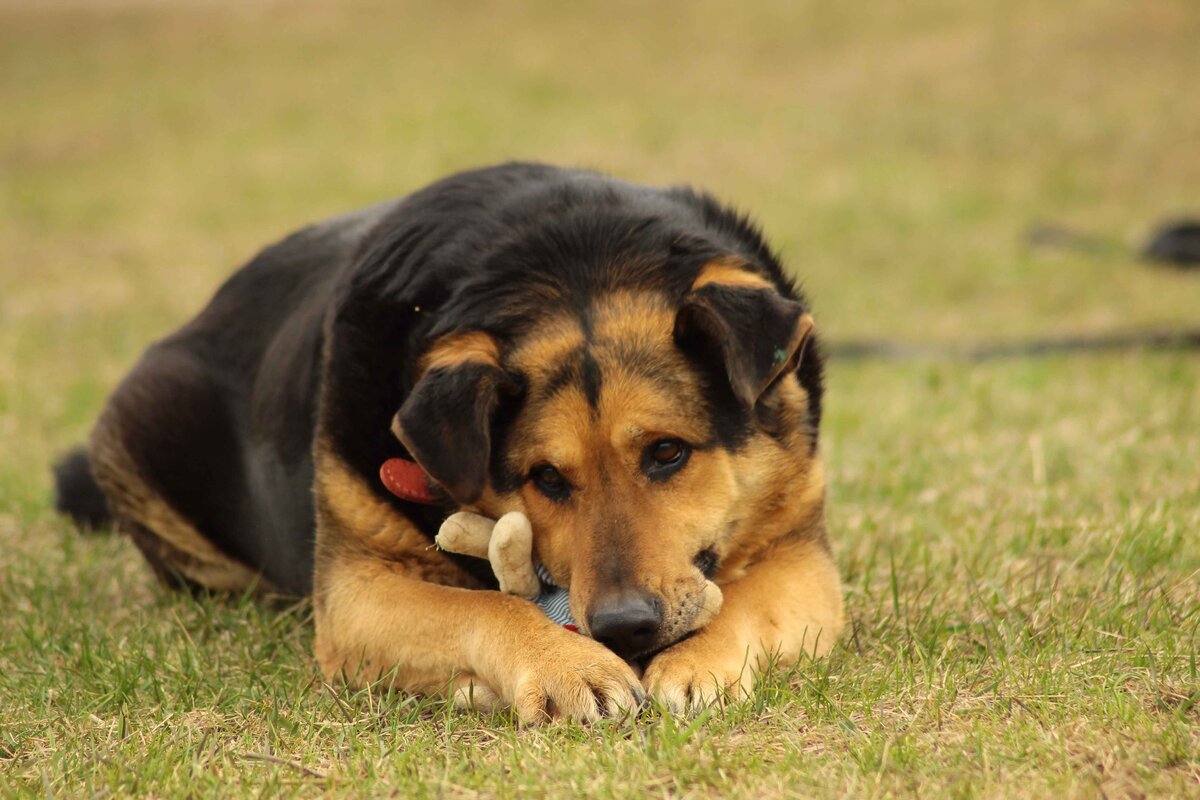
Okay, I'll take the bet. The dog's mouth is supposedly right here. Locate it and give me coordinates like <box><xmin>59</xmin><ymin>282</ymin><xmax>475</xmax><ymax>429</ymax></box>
<box><xmin>628</xmin><ymin>628</ymin><xmax>698</xmax><ymax>670</ymax></box>
<box><xmin>604</xmin><ymin>548</ymin><xmax>720</xmax><ymax>664</ymax></box>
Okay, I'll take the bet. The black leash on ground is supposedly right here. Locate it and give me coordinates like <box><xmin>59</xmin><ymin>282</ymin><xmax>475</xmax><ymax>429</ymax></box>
<box><xmin>827</xmin><ymin>327</ymin><xmax>1200</xmax><ymax>362</ymax></box>
<box><xmin>829</xmin><ymin>218</ymin><xmax>1200</xmax><ymax>362</ymax></box>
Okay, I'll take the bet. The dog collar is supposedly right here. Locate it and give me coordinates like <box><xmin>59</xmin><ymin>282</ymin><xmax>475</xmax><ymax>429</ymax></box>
<box><xmin>379</xmin><ymin>458</ymin><xmax>437</xmax><ymax>505</ymax></box>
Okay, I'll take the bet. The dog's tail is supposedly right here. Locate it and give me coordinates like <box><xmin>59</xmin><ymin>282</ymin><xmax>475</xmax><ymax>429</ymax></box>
<box><xmin>52</xmin><ymin>446</ymin><xmax>112</xmax><ymax>531</ymax></box>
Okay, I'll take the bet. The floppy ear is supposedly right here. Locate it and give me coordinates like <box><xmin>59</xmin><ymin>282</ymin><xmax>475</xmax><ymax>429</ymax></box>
<box><xmin>674</xmin><ymin>282</ymin><xmax>814</xmax><ymax>407</ymax></box>
<box><xmin>391</xmin><ymin>333</ymin><xmax>513</xmax><ymax>504</ymax></box>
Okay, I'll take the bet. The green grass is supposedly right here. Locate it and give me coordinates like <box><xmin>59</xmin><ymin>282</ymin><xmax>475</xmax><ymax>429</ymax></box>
<box><xmin>2</xmin><ymin>0</ymin><xmax>1198</xmax><ymax>796</ymax></box>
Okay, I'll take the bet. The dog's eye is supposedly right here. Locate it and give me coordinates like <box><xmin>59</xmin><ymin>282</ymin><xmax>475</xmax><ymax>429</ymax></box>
<box><xmin>530</xmin><ymin>464</ymin><xmax>570</xmax><ymax>501</ymax></box>
<box><xmin>643</xmin><ymin>439</ymin><xmax>691</xmax><ymax>481</ymax></box>
<box><xmin>652</xmin><ymin>440</ymin><xmax>684</xmax><ymax>465</ymax></box>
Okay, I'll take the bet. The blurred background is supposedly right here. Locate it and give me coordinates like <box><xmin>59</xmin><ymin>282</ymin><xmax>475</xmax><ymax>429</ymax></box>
<box><xmin>1</xmin><ymin>0</ymin><xmax>1198</xmax><ymax>532</ymax></box>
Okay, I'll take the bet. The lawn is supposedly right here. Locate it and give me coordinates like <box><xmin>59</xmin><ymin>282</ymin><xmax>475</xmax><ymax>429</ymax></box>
<box><xmin>1</xmin><ymin>0</ymin><xmax>1198</xmax><ymax>797</ymax></box>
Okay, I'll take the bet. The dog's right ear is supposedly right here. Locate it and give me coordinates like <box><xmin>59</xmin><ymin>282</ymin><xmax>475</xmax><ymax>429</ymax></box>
<box><xmin>391</xmin><ymin>332</ymin><xmax>513</xmax><ymax>505</ymax></box>
<box><xmin>674</xmin><ymin>259</ymin><xmax>814</xmax><ymax>408</ymax></box>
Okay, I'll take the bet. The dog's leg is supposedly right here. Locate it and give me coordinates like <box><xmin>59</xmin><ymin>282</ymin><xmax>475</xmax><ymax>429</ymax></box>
<box><xmin>314</xmin><ymin>552</ymin><xmax>643</xmax><ymax>724</ymax></box>
<box><xmin>87</xmin><ymin>354</ymin><xmax>273</xmax><ymax>594</ymax></box>
<box><xmin>312</xmin><ymin>450</ymin><xmax>642</xmax><ymax>724</ymax></box>
<box><xmin>642</xmin><ymin>537</ymin><xmax>843</xmax><ymax>711</ymax></box>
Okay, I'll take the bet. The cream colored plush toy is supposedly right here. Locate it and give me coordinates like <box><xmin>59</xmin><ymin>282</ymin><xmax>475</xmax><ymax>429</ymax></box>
<box><xmin>436</xmin><ymin>511</ymin><xmax>575</xmax><ymax>627</ymax></box>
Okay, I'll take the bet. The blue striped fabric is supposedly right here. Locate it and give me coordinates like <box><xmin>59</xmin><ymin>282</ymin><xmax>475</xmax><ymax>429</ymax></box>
<box><xmin>533</xmin><ymin>564</ymin><xmax>574</xmax><ymax>626</ymax></box>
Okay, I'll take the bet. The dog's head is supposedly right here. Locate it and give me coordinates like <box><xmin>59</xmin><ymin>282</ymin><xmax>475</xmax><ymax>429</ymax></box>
<box><xmin>393</xmin><ymin>258</ymin><xmax>825</xmax><ymax>660</ymax></box>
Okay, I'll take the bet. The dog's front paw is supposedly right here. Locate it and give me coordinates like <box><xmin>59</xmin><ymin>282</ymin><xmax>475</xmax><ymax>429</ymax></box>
<box><xmin>505</xmin><ymin>629</ymin><xmax>645</xmax><ymax>725</ymax></box>
<box><xmin>642</xmin><ymin>635</ymin><xmax>754</xmax><ymax>712</ymax></box>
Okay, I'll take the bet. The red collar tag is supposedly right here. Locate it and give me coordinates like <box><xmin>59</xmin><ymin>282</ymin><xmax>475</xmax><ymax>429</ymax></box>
<box><xmin>379</xmin><ymin>458</ymin><xmax>438</xmax><ymax>505</ymax></box>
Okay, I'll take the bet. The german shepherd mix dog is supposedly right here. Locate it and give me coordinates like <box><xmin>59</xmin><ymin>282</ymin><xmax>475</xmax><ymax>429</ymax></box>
<box><xmin>55</xmin><ymin>163</ymin><xmax>843</xmax><ymax>723</ymax></box>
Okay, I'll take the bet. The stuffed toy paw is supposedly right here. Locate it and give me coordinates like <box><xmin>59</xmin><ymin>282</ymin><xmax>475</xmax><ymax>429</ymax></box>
<box><xmin>436</xmin><ymin>511</ymin><xmax>575</xmax><ymax>628</ymax></box>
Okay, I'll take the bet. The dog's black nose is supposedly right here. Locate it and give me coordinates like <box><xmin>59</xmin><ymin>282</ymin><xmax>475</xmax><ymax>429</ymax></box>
<box><xmin>587</xmin><ymin>593</ymin><xmax>662</xmax><ymax>658</ymax></box>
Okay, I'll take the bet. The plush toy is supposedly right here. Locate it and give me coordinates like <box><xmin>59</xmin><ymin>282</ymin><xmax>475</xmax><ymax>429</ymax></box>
<box><xmin>436</xmin><ymin>511</ymin><xmax>576</xmax><ymax>628</ymax></box>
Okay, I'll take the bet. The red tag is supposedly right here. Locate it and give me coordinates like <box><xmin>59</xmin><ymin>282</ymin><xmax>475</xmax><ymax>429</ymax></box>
<box><xmin>563</xmin><ymin>623</ymin><xmax>579</xmax><ymax>633</ymax></box>
<box><xmin>379</xmin><ymin>458</ymin><xmax>437</xmax><ymax>505</ymax></box>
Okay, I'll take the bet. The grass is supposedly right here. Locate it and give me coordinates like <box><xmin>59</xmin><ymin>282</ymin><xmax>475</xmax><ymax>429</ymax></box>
<box><xmin>1</xmin><ymin>0</ymin><xmax>1198</xmax><ymax>796</ymax></box>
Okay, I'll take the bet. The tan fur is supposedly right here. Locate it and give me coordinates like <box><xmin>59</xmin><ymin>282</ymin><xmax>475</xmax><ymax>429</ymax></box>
<box><xmin>313</xmin><ymin>443</ymin><xmax>478</xmax><ymax>586</ymax></box>
<box><xmin>642</xmin><ymin>536</ymin><xmax>843</xmax><ymax>709</ymax></box>
<box><xmin>716</xmin><ymin>388</ymin><xmax>826</xmax><ymax>581</ymax></box>
<box><xmin>420</xmin><ymin>330</ymin><xmax>502</xmax><ymax>372</ymax></box>
<box><xmin>504</xmin><ymin>317</ymin><xmax>586</xmax><ymax>382</ymax></box>
<box><xmin>690</xmin><ymin>257</ymin><xmax>774</xmax><ymax>291</ymax></box>
<box><xmin>592</xmin><ymin>290</ymin><xmax>679</xmax><ymax>342</ymax></box>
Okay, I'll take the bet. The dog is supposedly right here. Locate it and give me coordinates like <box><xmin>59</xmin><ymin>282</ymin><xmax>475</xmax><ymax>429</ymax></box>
<box><xmin>54</xmin><ymin>162</ymin><xmax>844</xmax><ymax>722</ymax></box>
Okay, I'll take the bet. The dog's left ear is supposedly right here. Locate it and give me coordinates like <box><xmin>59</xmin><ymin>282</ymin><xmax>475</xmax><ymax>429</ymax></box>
<box><xmin>391</xmin><ymin>332</ymin><xmax>514</xmax><ymax>504</ymax></box>
<box><xmin>674</xmin><ymin>280</ymin><xmax>814</xmax><ymax>407</ymax></box>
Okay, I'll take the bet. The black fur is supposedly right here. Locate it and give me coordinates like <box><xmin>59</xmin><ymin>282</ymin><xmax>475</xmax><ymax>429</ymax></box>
<box><xmin>674</xmin><ymin>283</ymin><xmax>809</xmax><ymax>408</ymax></box>
<box><xmin>53</xmin><ymin>447</ymin><xmax>111</xmax><ymax>530</ymax></box>
<box><xmin>57</xmin><ymin>163</ymin><xmax>824</xmax><ymax>595</ymax></box>
<box><xmin>396</xmin><ymin>362</ymin><xmax>521</xmax><ymax>504</ymax></box>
